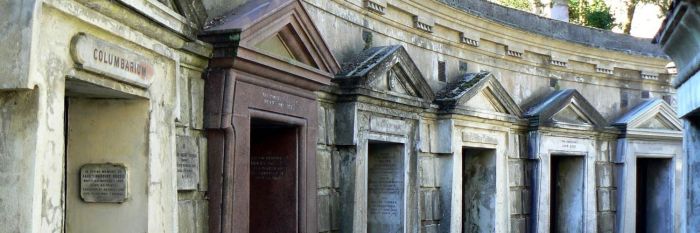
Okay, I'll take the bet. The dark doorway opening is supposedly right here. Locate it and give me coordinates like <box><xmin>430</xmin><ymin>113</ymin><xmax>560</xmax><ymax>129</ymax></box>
<box><xmin>636</xmin><ymin>158</ymin><xmax>672</xmax><ymax>233</ymax></box>
<box><xmin>249</xmin><ymin>118</ymin><xmax>299</xmax><ymax>233</ymax></box>
<box><xmin>367</xmin><ymin>142</ymin><xmax>405</xmax><ymax>233</ymax></box>
<box><xmin>462</xmin><ymin>147</ymin><xmax>496</xmax><ymax>233</ymax></box>
<box><xmin>550</xmin><ymin>156</ymin><xmax>584</xmax><ymax>233</ymax></box>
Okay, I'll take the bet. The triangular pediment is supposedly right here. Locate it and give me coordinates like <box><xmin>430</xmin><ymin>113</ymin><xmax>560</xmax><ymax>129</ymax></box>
<box><xmin>524</xmin><ymin>89</ymin><xmax>607</xmax><ymax>129</ymax></box>
<box><xmin>200</xmin><ymin>0</ymin><xmax>340</xmax><ymax>85</ymax></box>
<box><xmin>256</xmin><ymin>33</ymin><xmax>297</xmax><ymax>61</ymax></box>
<box><xmin>613</xmin><ymin>99</ymin><xmax>682</xmax><ymax>133</ymax></box>
<box><xmin>637</xmin><ymin>115</ymin><xmax>676</xmax><ymax>130</ymax></box>
<box><xmin>386</xmin><ymin>65</ymin><xmax>420</xmax><ymax>97</ymax></box>
<box><xmin>435</xmin><ymin>72</ymin><xmax>522</xmax><ymax>116</ymax></box>
<box><xmin>551</xmin><ymin>104</ymin><xmax>593</xmax><ymax>125</ymax></box>
<box><xmin>464</xmin><ymin>90</ymin><xmax>504</xmax><ymax>112</ymax></box>
<box><xmin>335</xmin><ymin>46</ymin><xmax>435</xmax><ymax>101</ymax></box>
<box><xmin>251</xmin><ymin>24</ymin><xmax>320</xmax><ymax>69</ymax></box>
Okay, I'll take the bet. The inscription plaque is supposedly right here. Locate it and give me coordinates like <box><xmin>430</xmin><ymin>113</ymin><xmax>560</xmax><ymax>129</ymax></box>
<box><xmin>251</xmin><ymin>156</ymin><xmax>287</xmax><ymax>180</ymax></box>
<box><xmin>462</xmin><ymin>132</ymin><xmax>498</xmax><ymax>145</ymax></box>
<box><xmin>368</xmin><ymin>143</ymin><xmax>404</xmax><ymax>233</ymax></box>
<box><xmin>370</xmin><ymin>117</ymin><xmax>408</xmax><ymax>135</ymax></box>
<box><xmin>249</xmin><ymin>125</ymin><xmax>298</xmax><ymax>233</ymax></box>
<box><xmin>80</xmin><ymin>164</ymin><xmax>128</xmax><ymax>203</ymax></box>
<box><xmin>177</xmin><ymin>152</ymin><xmax>199</xmax><ymax>190</ymax></box>
<box><xmin>71</xmin><ymin>33</ymin><xmax>154</xmax><ymax>87</ymax></box>
<box><xmin>548</xmin><ymin>137</ymin><xmax>589</xmax><ymax>152</ymax></box>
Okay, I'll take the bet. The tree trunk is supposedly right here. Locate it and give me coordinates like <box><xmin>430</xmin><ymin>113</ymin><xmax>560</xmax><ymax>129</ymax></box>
<box><xmin>578</xmin><ymin>0</ymin><xmax>587</xmax><ymax>23</ymax></box>
<box><xmin>623</xmin><ymin>0</ymin><xmax>637</xmax><ymax>34</ymax></box>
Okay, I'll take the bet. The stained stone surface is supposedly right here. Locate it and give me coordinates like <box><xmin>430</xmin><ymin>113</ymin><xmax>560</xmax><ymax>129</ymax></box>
<box><xmin>462</xmin><ymin>148</ymin><xmax>496</xmax><ymax>233</ymax></box>
<box><xmin>551</xmin><ymin>156</ymin><xmax>585</xmax><ymax>233</ymax></box>
<box><xmin>368</xmin><ymin>143</ymin><xmax>405</xmax><ymax>233</ymax></box>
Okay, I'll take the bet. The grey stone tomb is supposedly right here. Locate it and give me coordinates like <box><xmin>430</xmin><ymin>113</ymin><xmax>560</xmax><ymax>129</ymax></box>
<box><xmin>433</xmin><ymin>72</ymin><xmax>523</xmax><ymax>233</ymax></box>
<box><xmin>334</xmin><ymin>45</ymin><xmax>434</xmax><ymax>233</ymax></box>
<box><xmin>612</xmin><ymin>99</ymin><xmax>683</xmax><ymax>233</ymax></box>
<box><xmin>524</xmin><ymin>89</ymin><xmax>608</xmax><ymax>233</ymax></box>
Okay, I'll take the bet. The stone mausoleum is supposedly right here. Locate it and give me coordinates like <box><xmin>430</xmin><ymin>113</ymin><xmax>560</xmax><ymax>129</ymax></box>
<box><xmin>0</xmin><ymin>0</ymin><xmax>687</xmax><ymax>233</ymax></box>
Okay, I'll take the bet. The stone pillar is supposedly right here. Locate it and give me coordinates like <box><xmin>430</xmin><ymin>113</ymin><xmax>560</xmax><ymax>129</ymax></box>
<box><xmin>551</xmin><ymin>0</ymin><xmax>570</xmax><ymax>22</ymax></box>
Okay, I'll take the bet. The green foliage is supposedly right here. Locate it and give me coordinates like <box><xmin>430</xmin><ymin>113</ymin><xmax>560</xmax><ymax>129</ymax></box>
<box><xmin>498</xmin><ymin>0</ymin><xmax>531</xmax><ymax>11</ymax></box>
<box><xmin>569</xmin><ymin>0</ymin><xmax>616</xmax><ymax>30</ymax></box>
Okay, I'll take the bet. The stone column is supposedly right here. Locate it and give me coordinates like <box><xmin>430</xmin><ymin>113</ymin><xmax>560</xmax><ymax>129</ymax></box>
<box><xmin>551</xmin><ymin>0</ymin><xmax>570</xmax><ymax>22</ymax></box>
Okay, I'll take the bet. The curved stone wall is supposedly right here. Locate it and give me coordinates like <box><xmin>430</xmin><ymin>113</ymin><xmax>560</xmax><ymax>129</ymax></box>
<box><xmin>439</xmin><ymin>0</ymin><xmax>665</xmax><ymax>57</ymax></box>
<box><xmin>302</xmin><ymin>0</ymin><xmax>673</xmax><ymax>120</ymax></box>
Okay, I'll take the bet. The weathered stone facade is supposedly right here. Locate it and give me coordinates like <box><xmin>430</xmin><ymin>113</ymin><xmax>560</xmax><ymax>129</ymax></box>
<box><xmin>655</xmin><ymin>1</ymin><xmax>700</xmax><ymax>233</ymax></box>
<box><xmin>0</xmin><ymin>1</ymin><xmax>211</xmax><ymax>232</ymax></box>
<box><xmin>0</xmin><ymin>0</ymin><xmax>687</xmax><ymax>233</ymax></box>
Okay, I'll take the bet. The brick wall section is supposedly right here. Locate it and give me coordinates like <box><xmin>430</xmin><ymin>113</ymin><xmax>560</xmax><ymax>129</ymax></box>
<box><xmin>318</xmin><ymin>103</ymin><xmax>341</xmax><ymax>233</ymax></box>
<box><xmin>597</xmin><ymin>141</ymin><xmax>617</xmax><ymax>233</ymax></box>
<box><xmin>509</xmin><ymin>158</ymin><xmax>532</xmax><ymax>233</ymax></box>
<box><xmin>419</xmin><ymin>154</ymin><xmax>441</xmax><ymax>233</ymax></box>
<box><xmin>508</xmin><ymin>134</ymin><xmax>531</xmax><ymax>233</ymax></box>
<box><xmin>176</xmin><ymin>67</ymin><xmax>209</xmax><ymax>233</ymax></box>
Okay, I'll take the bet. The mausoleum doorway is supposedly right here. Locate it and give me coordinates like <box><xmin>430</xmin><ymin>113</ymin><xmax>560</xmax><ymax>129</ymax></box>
<box><xmin>334</xmin><ymin>45</ymin><xmax>434</xmax><ymax>233</ymax></box>
<box><xmin>612</xmin><ymin>99</ymin><xmax>683</xmax><ymax>233</ymax></box>
<box><xmin>63</xmin><ymin>80</ymin><xmax>150</xmax><ymax>233</ymax></box>
<box><xmin>199</xmin><ymin>1</ymin><xmax>339</xmax><ymax>233</ymax></box>
<box><xmin>249</xmin><ymin>118</ymin><xmax>300</xmax><ymax>233</ymax></box>
<box><xmin>432</xmin><ymin>72</ymin><xmax>523</xmax><ymax>233</ymax></box>
<box><xmin>524</xmin><ymin>89</ymin><xmax>609</xmax><ymax>233</ymax></box>
<box><xmin>462</xmin><ymin>147</ymin><xmax>497</xmax><ymax>233</ymax></box>
<box><xmin>635</xmin><ymin>158</ymin><xmax>672</xmax><ymax>233</ymax></box>
<box><xmin>550</xmin><ymin>155</ymin><xmax>585</xmax><ymax>233</ymax></box>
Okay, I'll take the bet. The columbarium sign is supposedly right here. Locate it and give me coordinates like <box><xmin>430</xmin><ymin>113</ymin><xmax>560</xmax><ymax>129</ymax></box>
<box><xmin>79</xmin><ymin>164</ymin><xmax>128</xmax><ymax>203</ymax></box>
<box><xmin>70</xmin><ymin>33</ymin><xmax>154</xmax><ymax>87</ymax></box>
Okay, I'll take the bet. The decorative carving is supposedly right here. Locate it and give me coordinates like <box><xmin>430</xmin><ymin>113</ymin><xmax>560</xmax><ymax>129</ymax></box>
<box><xmin>550</xmin><ymin>59</ymin><xmax>567</xmax><ymax>67</ymax></box>
<box><xmin>365</xmin><ymin>0</ymin><xmax>386</xmax><ymax>14</ymax></box>
<box><xmin>460</xmin><ymin>32</ymin><xmax>479</xmax><ymax>47</ymax></box>
<box><xmin>506</xmin><ymin>50</ymin><xmax>523</xmax><ymax>58</ymax></box>
<box><xmin>641</xmin><ymin>72</ymin><xmax>659</xmax><ymax>80</ymax></box>
<box><xmin>595</xmin><ymin>67</ymin><xmax>613</xmax><ymax>74</ymax></box>
<box><xmin>413</xmin><ymin>15</ymin><xmax>434</xmax><ymax>33</ymax></box>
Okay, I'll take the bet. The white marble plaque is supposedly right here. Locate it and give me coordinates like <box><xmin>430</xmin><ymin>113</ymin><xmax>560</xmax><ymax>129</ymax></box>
<box><xmin>80</xmin><ymin>164</ymin><xmax>128</xmax><ymax>203</ymax></box>
<box><xmin>70</xmin><ymin>33</ymin><xmax>154</xmax><ymax>87</ymax></box>
<box><xmin>368</xmin><ymin>144</ymin><xmax>404</xmax><ymax>232</ymax></box>
<box><xmin>177</xmin><ymin>152</ymin><xmax>200</xmax><ymax>190</ymax></box>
